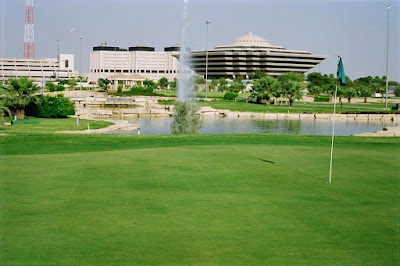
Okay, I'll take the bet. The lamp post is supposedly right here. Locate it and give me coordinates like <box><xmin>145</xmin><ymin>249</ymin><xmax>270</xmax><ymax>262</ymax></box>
<box><xmin>69</xmin><ymin>29</ymin><xmax>84</xmax><ymax>91</ymax></box>
<box><xmin>113</xmin><ymin>40</ymin><xmax>118</xmax><ymax>90</ymax></box>
<box><xmin>205</xmin><ymin>20</ymin><xmax>211</xmax><ymax>101</ymax></box>
<box><xmin>385</xmin><ymin>4</ymin><xmax>391</xmax><ymax>110</ymax></box>
<box><xmin>79</xmin><ymin>35</ymin><xmax>83</xmax><ymax>91</ymax></box>
<box><xmin>57</xmin><ymin>39</ymin><xmax>60</xmax><ymax>79</ymax></box>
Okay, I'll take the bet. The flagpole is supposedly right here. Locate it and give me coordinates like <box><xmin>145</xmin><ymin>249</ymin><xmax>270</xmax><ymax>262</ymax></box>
<box><xmin>329</xmin><ymin>83</ymin><xmax>338</xmax><ymax>184</ymax></box>
<box><xmin>329</xmin><ymin>55</ymin><xmax>344</xmax><ymax>184</ymax></box>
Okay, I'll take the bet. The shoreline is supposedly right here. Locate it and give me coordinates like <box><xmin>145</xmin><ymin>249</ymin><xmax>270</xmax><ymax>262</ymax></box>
<box><xmin>57</xmin><ymin>119</ymin><xmax>140</xmax><ymax>134</ymax></box>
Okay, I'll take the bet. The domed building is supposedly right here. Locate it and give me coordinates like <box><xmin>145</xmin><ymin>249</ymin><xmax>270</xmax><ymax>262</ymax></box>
<box><xmin>190</xmin><ymin>32</ymin><xmax>327</xmax><ymax>79</ymax></box>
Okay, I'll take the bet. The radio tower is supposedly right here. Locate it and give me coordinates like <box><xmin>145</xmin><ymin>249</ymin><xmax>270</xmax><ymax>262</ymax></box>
<box><xmin>24</xmin><ymin>0</ymin><xmax>35</xmax><ymax>58</ymax></box>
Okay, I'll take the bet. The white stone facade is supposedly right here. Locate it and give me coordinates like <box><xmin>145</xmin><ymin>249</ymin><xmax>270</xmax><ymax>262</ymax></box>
<box><xmin>89</xmin><ymin>45</ymin><xmax>179</xmax><ymax>83</ymax></box>
<box><xmin>0</xmin><ymin>54</ymin><xmax>76</xmax><ymax>82</ymax></box>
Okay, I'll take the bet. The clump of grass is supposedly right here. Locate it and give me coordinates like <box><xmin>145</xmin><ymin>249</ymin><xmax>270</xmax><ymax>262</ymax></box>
<box><xmin>171</xmin><ymin>101</ymin><xmax>202</xmax><ymax>134</ymax></box>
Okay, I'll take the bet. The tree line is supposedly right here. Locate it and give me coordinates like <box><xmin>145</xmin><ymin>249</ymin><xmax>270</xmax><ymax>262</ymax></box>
<box><xmin>0</xmin><ymin>77</ymin><xmax>74</xmax><ymax>120</ymax></box>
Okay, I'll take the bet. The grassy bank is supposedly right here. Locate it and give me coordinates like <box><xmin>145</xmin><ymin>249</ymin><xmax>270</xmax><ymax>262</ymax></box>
<box><xmin>0</xmin><ymin>117</ymin><xmax>113</xmax><ymax>134</ymax></box>
<box><xmin>0</xmin><ymin>133</ymin><xmax>399</xmax><ymax>264</ymax></box>
<box><xmin>197</xmin><ymin>100</ymin><xmax>400</xmax><ymax>114</ymax></box>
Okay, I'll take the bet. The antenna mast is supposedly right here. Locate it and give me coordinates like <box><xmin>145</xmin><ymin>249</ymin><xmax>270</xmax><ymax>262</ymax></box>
<box><xmin>24</xmin><ymin>0</ymin><xmax>35</xmax><ymax>58</ymax></box>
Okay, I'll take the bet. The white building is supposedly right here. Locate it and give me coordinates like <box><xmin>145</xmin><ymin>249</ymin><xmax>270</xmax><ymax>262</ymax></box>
<box><xmin>89</xmin><ymin>44</ymin><xmax>179</xmax><ymax>83</ymax></box>
<box><xmin>190</xmin><ymin>32</ymin><xmax>327</xmax><ymax>79</ymax></box>
<box><xmin>0</xmin><ymin>54</ymin><xmax>76</xmax><ymax>82</ymax></box>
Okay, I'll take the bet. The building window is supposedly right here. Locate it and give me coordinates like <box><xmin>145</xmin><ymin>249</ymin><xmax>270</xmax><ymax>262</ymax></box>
<box><xmin>65</xmin><ymin>60</ymin><xmax>69</xmax><ymax>68</ymax></box>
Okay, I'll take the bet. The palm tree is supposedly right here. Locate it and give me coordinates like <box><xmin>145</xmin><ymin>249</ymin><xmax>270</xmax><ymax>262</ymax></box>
<box><xmin>2</xmin><ymin>77</ymin><xmax>41</xmax><ymax>119</ymax></box>
<box><xmin>358</xmin><ymin>85</ymin><xmax>372</xmax><ymax>103</ymax></box>
<box><xmin>250</xmin><ymin>76</ymin><xmax>280</xmax><ymax>104</ymax></box>
<box><xmin>282</xmin><ymin>81</ymin><xmax>302</xmax><ymax>106</ymax></box>
<box><xmin>342</xmin><ymin>87</ymin><xmax>357</xmax><ymax>103</ymax></box>
<box><xmin>158</xmin><ymin>77</ymin><xmax>169</xmax><ymax>90</ymax></box>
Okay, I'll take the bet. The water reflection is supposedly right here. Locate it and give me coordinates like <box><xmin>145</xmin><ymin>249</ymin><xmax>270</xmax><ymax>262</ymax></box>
<box><xmin>108</xmin><ymin>116</ymin><xmax>398</xmax><ymax>136</ymax></box>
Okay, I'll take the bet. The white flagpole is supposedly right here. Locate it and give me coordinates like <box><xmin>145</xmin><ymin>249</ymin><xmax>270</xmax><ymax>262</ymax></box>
<box><xmin>329</xmin><ymin>84</ymin><xmax>338</xmax><ymax>184</ymax></box>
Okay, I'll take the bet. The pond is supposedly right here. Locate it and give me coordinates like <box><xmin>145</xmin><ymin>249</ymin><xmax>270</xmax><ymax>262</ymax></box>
<box><xmin>108</xmin><ymin>116</ymin><xmax>398</xmax><ymax>136</ymax></box>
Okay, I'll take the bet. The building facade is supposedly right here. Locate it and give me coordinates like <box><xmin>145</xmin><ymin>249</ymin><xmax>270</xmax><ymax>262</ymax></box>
<box><xmin>89</xmin><ymin>44</ymin><xmax>179</xmax><ymax>83</ymax></box>
<box><xmin>190</xmin><ymin>32</ymin><xmax>327</xmax><ymax>79</ymax></box>
<box><xmin>0</xmin><ymin>54</ymin><xmax>76</xmax><ymax>82</ymax></box>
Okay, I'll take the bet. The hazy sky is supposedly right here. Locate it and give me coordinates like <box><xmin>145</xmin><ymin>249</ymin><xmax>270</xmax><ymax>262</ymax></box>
<box><xmin>0</xmin><ymin>0</ymin><xmax>399</xmax><ymax>81</ymax></box>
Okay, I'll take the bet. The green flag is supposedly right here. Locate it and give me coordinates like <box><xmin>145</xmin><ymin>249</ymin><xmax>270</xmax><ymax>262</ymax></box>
<box><xmin>337</xmin><ymin>57</ymin><xmax>346</xmax><ymax>87</ymax></box>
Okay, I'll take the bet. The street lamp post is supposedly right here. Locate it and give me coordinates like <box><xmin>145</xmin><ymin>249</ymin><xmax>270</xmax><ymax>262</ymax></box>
<box><xmin>57</xmin><ymin>39</ymin><xmax>60</xmax><ymax>79</ymax></box>
<box><xmin>79</xmin><ymin>35</ymin><xmax>83</xmax><ymax>91</ymax></box>
<box><xmin>113</xmin><ymin>40</ymin><xmax>118</xmax><ymax>90</ymax></box>
<box><xmin>69</xmin><ymin>29</ymin><xmax>84</xmax><ymax>91</ymax></box>
<box><xmin>385</xmin><ymin>5</ymin><xmax>391</xmax><ymax>110</ymax></box>
<box><xmin>205</xmin><ymin>20</ymin><xmax>211</xmax><ymax>101</ymax></box>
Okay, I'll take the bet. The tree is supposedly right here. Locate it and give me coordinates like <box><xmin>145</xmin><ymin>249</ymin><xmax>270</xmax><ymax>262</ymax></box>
<box><xmin>195</xmin><ymin>76</ymin><xmax>205</xmax><ymax>85</ymax></box>
<box><xmin>68</xmin><ymin>78</ymin><xmax>77</xmax><ymax>89</ymax></box>
<box><xmin>98</xmin><ymin>78</ymin><xmax>111</xmax><ymax>91</ymax></box>
<box><xmin>0</xmin><ymin>81</ymin><xmax>11</xmax><ymax>119</ymax></box>
<box><xmin>158</xmin><ymin>77</ymin><xmax>169</xmax><ymax>90</ymax></box>
<box><xmin>45</xmin><ymin>81</ymin><xmax>56</xmax><ymax>92</ymax></box>
<box><xmin>394</xmin><ymin>87</ymin><xmax>400</xmax><ymax>97</ymax></box>
<box><xmin>250</xmin><ymin>70</ymin><xmax>269</xmax><ymax>80</ymax></box>
<box><xmin>171</xmin><ymin>101</ymin><xmax>202</xmax><ymax>134</ymax></box>
<box><xmin>77</xmin><ymin>75</ymin><xmax>88</xmax><ymax>85</ymax></box>
<box><xmin>282</xmin><ymin>81</ymin><xmax>302</xmax><ymax>106</ymax></box>
<box><xmin>358</xmin><ymin>85</ymin><xmax>372</xmax><ymax>103</ymax></box>
<box><xmin>249</xmin><ymin>76</ymin><xmax>280</xmax><ymax>104</ymax></box>
<box><xmin>2</xmin><ymin>77</ymin><xmax>41</xmax><ymax>119</ymax></box>
<box><xmin>143</xmin><ymin>79</ymin><xmax>157</xmax><ymax>90</ymax></box>
<box><xmin>209</xmin><ymin>79</ymin><xmax>219</xmax><ymax>91</ymax></box>
<box><xmin>308</xmin><ymin>85</ymin><xmax>322</xmax><ymax>97</ymax></box>
<box><xmin>57</xmin><ymin>79</ymin><xmax>69</xmax><ymax>86</ymax></box>
<box><xmin>277</xmin><ymin>72</ymin><xmax>304</xmax><ymax>83</ymax></box>
<box><xmin>229</xmin><ymin>81</ymin><xmax>245</xmax><ymax>93</ymax></box>
<box><xmin>34</xmin><ymin>94</ymin><xmax>75</xmax><ymax>118</ymax></box>
<box><xmin>169</xmin><ymin>78</ymin><xmax>177</xmax><ymax>92</ymax></box>
<box><xmin>369</xmin><ymin>82</ymin><xmax>384</xmax><ymax>97</ymax></box>
<box><xmin>342</xmin><ymin>87</ymin><xmax>357</xmax><ymax>103</ymax></box>
<box><xmin>218</xmin><ymin>78</ymin><xmax>228</xmax><ymax>92</ymax></box>
<box><xmin>307</xmin><ymin>72</ymin><xmax>332</xmax><ymax>87</ymax></box>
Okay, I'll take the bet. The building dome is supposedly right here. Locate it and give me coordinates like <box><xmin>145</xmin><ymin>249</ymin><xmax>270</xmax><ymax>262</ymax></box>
<box><xmin>228</xmin><ymin>32</ymin><xmax>272</xmax><ymax>47</ymax></box>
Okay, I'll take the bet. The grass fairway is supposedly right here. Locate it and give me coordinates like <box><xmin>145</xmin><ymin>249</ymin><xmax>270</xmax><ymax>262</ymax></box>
<box><xmin>0</xmin><ymin>134</ymin><xmax>399</xmax><ymax>264</ymax></box>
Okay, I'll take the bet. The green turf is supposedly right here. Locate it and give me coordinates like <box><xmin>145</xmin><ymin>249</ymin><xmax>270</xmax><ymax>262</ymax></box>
<box><xmin>0</xmin><ymin>117</ymin><xmax>112</xmax><ymax>134</ymax></box>
<box><xmin>197</xmin><ymin>100</ymin><xmax>400</xmax><ymax>114</ymax></box>
<box><xmin>0</xmin><ymin>133</ymin><xmax>399</xmax><ymax>264</ymax></box>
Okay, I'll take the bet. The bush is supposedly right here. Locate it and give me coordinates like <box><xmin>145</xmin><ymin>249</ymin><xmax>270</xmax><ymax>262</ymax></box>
<box><xmin>224</xmin><ymin>92</ymin><xmax>238</xmax><ymax>101</ymax></box>
<box><xmin>236</xmin><ymin>97</ymin><xmax>247</xmax><ymax>103</ymax></box>
<box><xmin>55</xmin><ymin>84</ymin><xmax>65</xmax><ymax>91</ymax></box>
<box><xmin>314</xmin><ymin>95</ymin><xmax>331</xmax><ymax>102</ymax></box>
<box><xmin>171</xmin><ymin>101</ymin><xmax>202</xmax><ymax>134</ymax></box>
<box><xmin>130</xmin><ymin>85</ymin><xmax>154</xmax><ymax>94</ymax></box>
<box><xmin>117</xmin><ymin>85</ymin><xmax>123</xmax><ymax>93</ymax></box>
<box><xmin>394</xmin><ymin>87</ymin><xmax>400</xmax><ymax>97</ymax></box>
<box><xmin>34</xmin><ymin>94</ymin><xmax>75</xmax><ymax>118</ymax></box>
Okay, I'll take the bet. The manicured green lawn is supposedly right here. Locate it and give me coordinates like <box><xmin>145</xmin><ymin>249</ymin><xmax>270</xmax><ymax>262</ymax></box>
<box><xmin>0</xmin><ymin>117</ymin><xmax>112</xmax><ymax>134</ymax></box>
<box><xmin>196</xmin><ymin>100</ymin><xmax>400</xmax><ymax>114</ymax></box>
<box><xmin>0</xmin><ymin>133</ymin><xmax>399</xmax><ymax>264</ymax></box>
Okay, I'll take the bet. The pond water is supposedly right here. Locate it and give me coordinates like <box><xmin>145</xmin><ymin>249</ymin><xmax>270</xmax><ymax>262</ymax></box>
<box><xmin>108</xmin><ymin>116</ymin><xmax>398</xmax><ymax>136</ymax></box>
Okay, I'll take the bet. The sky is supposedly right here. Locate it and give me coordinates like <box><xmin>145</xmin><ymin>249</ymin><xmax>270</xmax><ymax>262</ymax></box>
<box><xmin>0</xmin><ymin>0</ymin><xmax>399</xmax><ymax>81</ymax></box>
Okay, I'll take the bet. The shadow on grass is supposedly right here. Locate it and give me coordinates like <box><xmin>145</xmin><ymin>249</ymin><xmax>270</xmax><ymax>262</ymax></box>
<box><xmin>256</xmin><ymin>157</ymin><xmax>326</xmax><ymax>183</ymax></box>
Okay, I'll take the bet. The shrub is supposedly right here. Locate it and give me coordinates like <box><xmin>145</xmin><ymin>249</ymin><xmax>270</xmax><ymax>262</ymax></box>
<box><xmin>314</xmin><ymin>95</ymin><xmax>331</xmax><ymax>102</ymax></box>
<box><xmin>55</xmin><ymin>84</ymin><xmax>65</xmax><ymax>91</ymax></box>
<box><xmin>394</xmin><ymin>87</ymin><xmax>400</xmax><ymax>97</ymax></box>
<box><xmin>224</xmin><ymin>92</ymin><xmax>238</xmax><ymax>101</ymax></box>
<box><xmin>130</xmin><ymin>85</ymin><xmax>154</xmax><ymax>94</ymax></box>
<box><xmin>171</xmin><ymin>101</ymin><xmax>202</xmax><ymax>134</ymax></box>
<box><xmin>34</xmin><ymin>94</ymin><xmax>75</xmax><ymax>118</ymax></box>
<box><xmin>236</xmin><ymin>97</ymin><xmax>247</xmax><ymax>103</ymax></box>
<box><xmin>117</xmin><ymin>85</ymin><xmax>123</xmax><ymax>93</ymax></box>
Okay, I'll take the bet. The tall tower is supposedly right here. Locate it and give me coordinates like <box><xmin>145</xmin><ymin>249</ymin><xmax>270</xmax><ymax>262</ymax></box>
<box><xmin>24</xmin><ymin>0</ymin><xmax>35</xmax><ymax>58</ymax></box>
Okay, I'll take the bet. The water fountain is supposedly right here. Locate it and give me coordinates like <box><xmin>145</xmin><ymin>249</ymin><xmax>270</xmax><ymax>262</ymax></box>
<box><xmin>171</xmin><ymin>0</ymin><xmax>202</xmax><ymax>134</ymax></box>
